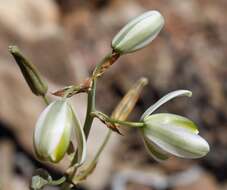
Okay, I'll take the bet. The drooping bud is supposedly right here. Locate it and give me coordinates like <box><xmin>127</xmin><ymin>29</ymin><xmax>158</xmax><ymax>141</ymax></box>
<box><xmin>33</xmin><ymin>100</ymin><xmax>86</xmax><ymax>163</ymax></box>
<box><xmin>141</xmin><ymin>113</ymin><xmax>209</xmax><ymax>160</ymax></box>
<box><xmin>112</xmin><ymin>11</ymin><xmax>164</xmax><ymax>54</ymax></box>
<box><xmin>9</xmin><ymin>45</ymin><xmax>48</xmax><ymax>96</ymax></box>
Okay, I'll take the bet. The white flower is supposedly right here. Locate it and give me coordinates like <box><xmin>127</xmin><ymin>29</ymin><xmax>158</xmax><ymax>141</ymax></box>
<box><xmin>140</xmin><ymin>90</ymin><xmax>210</xmax><ymax>161</ymax></box>
<box><xmin>112</xmin><ymin>11</ymin><xmax>164</xmax><ymax>54</ymax></box>
<box><xmin>33</xmin><ymin>100</ymin><xmax>86</xmax><ymax>163</ymax></box>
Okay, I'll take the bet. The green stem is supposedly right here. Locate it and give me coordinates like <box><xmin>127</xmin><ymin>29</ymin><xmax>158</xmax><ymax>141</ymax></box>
<box><xmin>64</xmin><ymin>51</ymin><xmax>120</xmax><ymax>188</ymax></box>
<box><xmin>42</xmin><ymin>95</ymin><xmax>50</xmax><ymax>105</ymax></box>
<box><xmin>91</xmin><ymin>129</ymin><xmax>112</xmax><ymax>165</ymax></box>
<box><xmin>109</xmin><ymin>118</ymin><xmax>145</xmax><ymax>128</ymax></box>
<box><xmin>91</xmin><ymin>111</ymin><xmax>145</xmax><ymax>128</ymax></box>
<box><xmin>50</xmin><ymin>177</ymin><xmax>66</xmax><ymax>186</ymax></box>
<box><xmin>73</xmin><ymin>117</ymin><xmax>144</xmax><ymax>182</ymax></box>
<box><xmin>83</xmin><ymin>79</ymin><xmax>97</xmax><ymax>139</ymax></box>
<box><xmin>72</xmin><ymin>129</ymin><xmax>112</xmax><ymax>183</ymax></box>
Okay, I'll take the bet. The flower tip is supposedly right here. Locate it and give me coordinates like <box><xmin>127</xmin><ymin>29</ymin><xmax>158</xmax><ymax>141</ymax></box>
<box><xmin>185</xmin><ymin>90</ymin><xmax>192</xmax><ymax>97</ymax></box>
<box><xmin>198</xmin><ymin>139</ymin><xmax>210</xmax><ymax>158</ymax></box>
<box><xmin>139</xmin><ymin>77</ymin><xmax>149</xmax><ymax>87</ymax></box>
<box><xmin>8</xmin><ymin>45</ymin><xmax>20</xmax><ymax>54</ymax></box>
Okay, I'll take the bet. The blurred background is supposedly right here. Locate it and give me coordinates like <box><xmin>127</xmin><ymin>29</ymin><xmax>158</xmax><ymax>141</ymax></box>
<box><xmin>0</xmin><ymin>0</ymin><xmax>227</xmax><ymax>190</ymax></box>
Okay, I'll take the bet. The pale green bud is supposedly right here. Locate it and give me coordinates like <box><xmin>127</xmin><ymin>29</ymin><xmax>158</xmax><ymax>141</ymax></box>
<box><xmin>112</xmin><ymin>11</ymin><xmax>164</xmax><ymax>54</ymax></box>
<box><xmin>141</xmin><ymin>113</ymin><xmax>209</xmax><ymax>161</ymax></box>
<box><xmin>9</xmin><ymin>46</ymin><xmax>48</xmax><ymax>96</ymax></box>
<box><xmin>33</xmin><ymin>100</ymin><xmax>86</xmax><ymax>163</ymax></box>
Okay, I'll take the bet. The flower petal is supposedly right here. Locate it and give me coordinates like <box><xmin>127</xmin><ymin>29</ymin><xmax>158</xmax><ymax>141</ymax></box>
<box><xmin>69</xmin><ymin>105</ymin><xmax>87</xmax><ymax>166</ymax></box>
<box><xmin>145</xmin><ymin>113</ymin><xmax>198</xmax><ymax>134</ymax></box>
<box><xmin>34</xmin><ymin>100</ymin><xmax>73</xmax><ymax>163</ymax></box>
<box><xmin>141</xmin><ymin>90</ymin><xmax>192</xmax><ymax>120</ymax></box>
<box><xmin>143</xmin><ymin>114</ymin><xmax>209</xmax><ymax>158</ymax></box>
<box><xmin>112</xmin><ymin>11</ymin><xmax>164</xmax><ymax>54</ymax></box>
<box><xmin>143</xmin><ymin>136</ymin><xmax>169</xmax><ymax>162</ymax></box>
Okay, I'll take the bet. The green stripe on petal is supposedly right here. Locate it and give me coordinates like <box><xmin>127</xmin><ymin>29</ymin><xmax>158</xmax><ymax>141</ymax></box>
<box><xmin>143</xmin><ymin>136</ymin><xmax>169</xmax><ymax>162</ymax></box>
<box><xmin>33</xmin><ymin>100</ymin><xmax>87</xmax><ymax>164</ymax></box>
<box><xmin>144</xmin><ymin>113</ymin><xmax>198</xmax><ymax>134</ymax></box>
<box><xmin>143</xmin><ymin>114</ymin><xmax>209</xmax><ymax>158</ymax></box>
<box><xmin>112</xmin><ymin>11</ymin><xmax>164</xmax><ymax>54</ymax></box>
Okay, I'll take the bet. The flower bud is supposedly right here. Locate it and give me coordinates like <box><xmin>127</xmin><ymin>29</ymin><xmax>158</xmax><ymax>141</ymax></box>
<box><xmin>112</xmin><ymin>77</ymin><xmax>148</xmax><ymax>120</ymax></box>
<box><xmin>33</xmin><ymin>100</ymin><xmax>85</xmax><ymax>163</ymax></box>
<box><xmin>112</xmin><ymin>11</ymin><xmax>164</xmax><ymax>54</ymax></box>
<box><xmin>141</xmin><ymin>113</ymin><xmax>209</xmax><ymax>161</ymax></box>
<box><xmin>9</xmin><ymin>46</ymin><xmax>48</xmax><ymax>96</ymax></box>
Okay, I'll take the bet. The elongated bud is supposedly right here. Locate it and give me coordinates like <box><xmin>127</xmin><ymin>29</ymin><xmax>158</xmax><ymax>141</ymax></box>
<box><xmin>33</xmin><ymin>100</ymin><xmax>86</xmax><ymax>163</ymax></box>
<box><xmin>112</xmin><ymin>77</ymin><xmax>148</xmax><ymax>120</ymax></box>
<box><xmin>9</xmin><ymin>45</ymin><xmax>48</xmax><ymax>96</ymax></box>
<box><xmin>112</xmin><ymin>11</ymin><xmax>164</xmax><ymax>54</ymax></box>
<box><xmin>142</xmin><ymin>113</ymin><xmax>209</xmax><ymax>161</ymax></box>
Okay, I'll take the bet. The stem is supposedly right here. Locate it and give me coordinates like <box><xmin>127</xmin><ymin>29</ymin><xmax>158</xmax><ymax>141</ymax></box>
<box><xmin>92</xmin><ymin>129</ymin><xmax>112</xmax><ymax>163</ymax></box>
<box><xmin>50</xmin><ymin>177</ymin><xmax>66</xmax><ymax>186</ymax></box>
<box><xmin>71</xmin><ymin>130</ymin><xmax>112</xmax><ymax>183</ymax></box>
<box><xmin>65</xmin><ymin>52</ymin><xmax>119</xmax><ymax>188</ymax></box>
<box><xmin>109</xmin><ymin>118</ymin><xmax>145</xmax><ymax>128</ymax></box>
<box><xmin>42</xmin><ymin>95</ymin><xmax>50</xmax><ymax>105</ymax></box>
<box><xmin>75</xmin><ymin>77</ymin><xmax>148</xmax><ymax>182</ymax></box>
<box><xmin>91</xmin><ymin>111</ymin><xmax>145</xmax><ymax>128</ymax></box>
<box><xmin>83</xmin><ymin>51</ymin><xmax>120</xmax><ymax>138</ymax></box>
<box><xmin>83</xmin><ymin>78</ymin><xmax>97</xmax><ymax>138</ymax></box>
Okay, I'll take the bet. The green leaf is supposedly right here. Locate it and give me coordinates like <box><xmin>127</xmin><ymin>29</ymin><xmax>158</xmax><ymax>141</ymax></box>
<box><xmin>141</xmin><ymin>90</ymin><xmax>192</xmax><ymax>120</ymax></box>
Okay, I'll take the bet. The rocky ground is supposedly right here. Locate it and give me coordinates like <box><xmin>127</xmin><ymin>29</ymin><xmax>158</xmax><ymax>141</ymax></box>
<box><xmin>0</xmin><ymin>0</ymin><xmax>227</xmax><ymax>190</ymax></box>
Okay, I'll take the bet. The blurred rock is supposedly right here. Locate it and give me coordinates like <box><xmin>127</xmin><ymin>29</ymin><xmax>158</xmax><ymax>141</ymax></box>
<box><xmin>0</xmin><ymin>0</ymin><xmax>59</xmax><ymax>42</ymax></box>
<box><xmin>0</xmin><ymin>0</ymin><xmax>81</xmax><ymax>84</ymax></box>
<box><xmin>174</xmin><ymin>173</ymin><xmax>219</xmax><ymax>190</ymax></box>
<box><xmin>0</xmin><ymin>140</ymin><xmax>14</xmax><ymax>190</ymax></box>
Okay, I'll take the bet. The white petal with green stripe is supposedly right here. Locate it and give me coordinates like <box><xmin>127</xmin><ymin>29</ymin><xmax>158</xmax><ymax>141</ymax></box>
<box><xmin>141</xmin><ymin>90</ymin><xmax>192</xmax><ymax>120</ymax></box>
<box><xmin>34</xmin><ymin>100</ymin><xmax>86</xmax><ymax>164</ymax></box>
<box><xmin>143</xmin><ymin>113</ymin><xmax>209</xmax><ymax>158</ymax></box>
<box><xmin>143</xmin><ymin>136</ymin><xmax>169</xmax><ymax>162</ymax></box>
<box><xmin>69</xmin><ymin>105</ymin><xmax>87</xmax><ymax>166</ymax></box>
<box><xmin>112</xmin><ymin>11</ymin><xmax>164</xmax><ymax>54</ymax></box>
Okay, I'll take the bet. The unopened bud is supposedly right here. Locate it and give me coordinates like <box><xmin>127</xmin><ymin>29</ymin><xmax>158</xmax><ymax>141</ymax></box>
<box><xmin>33</xmin><ymin>100</ymin><xmax>86</xmax><ymax>163</ymax></box>
<box><xmin>9</xmin><ymin>45</ymin><xmax>48</xmax><ymax>96</ymax></box>
<box><xmin>112</xmin><ymin>11</ymin><xmax>164</xmax><ymax>54</ymax></box>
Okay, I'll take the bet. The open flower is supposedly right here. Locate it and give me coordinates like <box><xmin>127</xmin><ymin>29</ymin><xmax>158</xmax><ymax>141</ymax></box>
<box><xmin>140</xmin><ymin>90</ymin><xmax>210</xmax><ymax>161</ymax></box>
<box><xmin>112</xmin><ymin>10</ymin><xmax>164</xmax><ymax>54</ymax></box>
<box><xmin>33</xmin><ymin>100</ymin><xmax>86</xmax><ymax>164</ymax></box>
